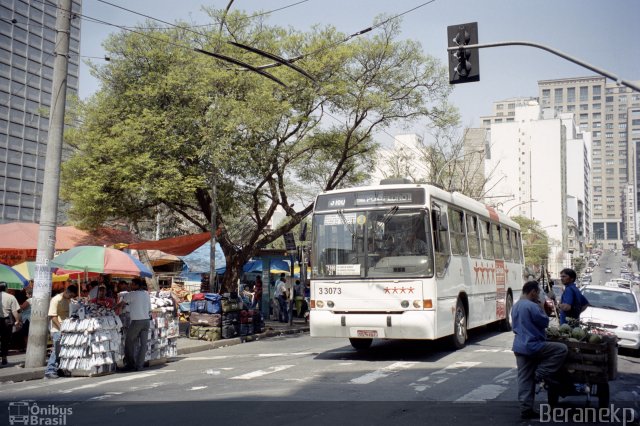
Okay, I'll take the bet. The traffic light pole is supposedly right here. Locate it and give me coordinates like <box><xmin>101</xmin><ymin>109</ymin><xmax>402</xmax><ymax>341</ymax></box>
<box><xmin>447</xmin><ymin>40</ymin><xmax>640</xmax><ymax>93</ymax></box>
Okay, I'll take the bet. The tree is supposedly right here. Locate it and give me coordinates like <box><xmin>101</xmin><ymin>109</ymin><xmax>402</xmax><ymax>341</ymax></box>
<box><xmin>377</xmin><ymin>125</ymin><xmax>494</xmax><ymax>200</ymax></box>
<box><xmin>61</xmin><ymin>11</ymin><xmax>457</xmax><ymax>291</ymax></box>
<box><xmin>511</xmin><ymin>216</ymin><xmax>550</xmax><ymax>278</ymax></box>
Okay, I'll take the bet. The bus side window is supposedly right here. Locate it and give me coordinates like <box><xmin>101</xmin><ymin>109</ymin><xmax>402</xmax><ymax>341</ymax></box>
<box><xmin>431</xmin><ymin>203</ymin><xmax>451</xmax><ymax>277</ymax></box>
<box><xmin>503</xmin><ymin>228</ymin><xmax>513</xmax><ymax>261</ymax></box>
<box><xmin>450</xmin><ymin>209</ymin><xmax>467</xmax><ymax>256</ymax></box>
<box><xmin>466</xmin><ymin>214</ymin><xmax>481</xmax><ymax>258</ymax></box>
<box><xmin>480</xmin><ymin>219</ymin><xmax>494</xmax><ymax>260</ymax></box>
<box><xmin>512</xmin><ymin>230</ymin><xmax>523</xmax><ymax>263</ymax></box>
<box><xmin>492</xmin><ymin>224</ymin><xmax>504</xmax><ymax>260</ymax></box>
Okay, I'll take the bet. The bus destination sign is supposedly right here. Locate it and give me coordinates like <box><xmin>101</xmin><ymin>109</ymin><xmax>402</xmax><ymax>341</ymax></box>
<box><xmin>316</xmin><ymin>188</ymin><xmax>425</xmax><ymax>211</ymax></box>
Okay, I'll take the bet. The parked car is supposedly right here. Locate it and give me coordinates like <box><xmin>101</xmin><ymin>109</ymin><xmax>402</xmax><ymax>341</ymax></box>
<box><xmin>581</xmin><ymin>283</ymin><xmax>640</xmax><ymax>352</ymax></box>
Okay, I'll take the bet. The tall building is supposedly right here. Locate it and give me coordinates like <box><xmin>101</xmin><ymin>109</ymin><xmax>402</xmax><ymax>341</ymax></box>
<box><xmin>0</xmin><ymin>0</ymin><xmax>82</xmax><ymax>224</ymax></box>
<box><xmin>538</xmin><ymin>76</ymin><xmax>640</xmax><ymax>249</ymax></box>
<box><xmin>481</xmin><ymin>100</ymin><xmax>592</xmax><ymax>276</ymax></box>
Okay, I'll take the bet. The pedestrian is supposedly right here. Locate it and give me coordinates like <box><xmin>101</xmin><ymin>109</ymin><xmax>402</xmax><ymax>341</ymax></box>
<box><xmin>512</xmin><ymin>281</ymin><xmax>568</xmax><ymax>420</ymax></box>
<box><xmin>274</xmin><ymin>273</ymin><xmax>289</xmax><ymax>322</ymax></box>
<box><xmin>88</xmin><ymin>281</ymin><xmax>100</xmax><ymax>300</ymax></box>
<box><xmin>251</xmin><ymin>275</ymin><xmax>263</xmax><ymax>311</ymax></box>
<box><xmin>45</xmin><ymin>284</ymin><xmax>78</xmax><ymax>378</ymax></box>
<box><xmin>18</xmin><ymin>287</ymin><xmax>32</xmax><ymax>350</ymax></box>
<box><xmin>90</xmin><ymin>284</ymin><xmax>117</xmax><ymax>309</ymax></box>
<box><xmin>0</xmin><ymin>282</ymin><xmax>22</xmax><ymax>366</ymax></box>
<box><xmin>557</xmin><ymin>268</ymin><xmax>589</xmax><ymax>325</ymax></box>
<box><xmin>123</xmin><ymin>277</ymin><xmax>151</xmax><ymax>372</ymax></box>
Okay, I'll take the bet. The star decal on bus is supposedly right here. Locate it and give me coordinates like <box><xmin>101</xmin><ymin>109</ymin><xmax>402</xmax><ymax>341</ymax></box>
<box><xmin>383</xmin><ymin>286</ymin><xmax>415</xmax><ymax>294</ymax></box>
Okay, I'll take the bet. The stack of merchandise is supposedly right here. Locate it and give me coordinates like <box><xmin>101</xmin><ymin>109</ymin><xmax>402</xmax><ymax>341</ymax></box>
<box><xmin>59</xmin><ymin>303</ymin><xmax>123</xmax><ymax>377</ymax></box>
<box><xmin>148</xmin><ymin>291</ymin><xmax>179</xmax><ymax>360</ymax></box>
<box><xmin>188</xmin><ymin>293</ymin><xmax>222</xmax><ymax>341</ymax></box>
<box><xmin>239</xmin><ymin>309</ymin><xmax>254</xmax><ymax>336</ymax></box>
<box><xmin>221</xmin><ymin>311</ymin><xmax>239</xmax><ymax>339</ymax></box>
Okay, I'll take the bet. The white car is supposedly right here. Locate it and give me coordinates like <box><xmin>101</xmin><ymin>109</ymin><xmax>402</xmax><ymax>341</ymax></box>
<box><xmin>581</xmin><ymin>283</ymin><xmax>640</xmax><ymax>352</ymax></box>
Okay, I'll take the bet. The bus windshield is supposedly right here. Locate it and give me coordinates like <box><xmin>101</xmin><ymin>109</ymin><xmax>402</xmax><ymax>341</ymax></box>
<box><xmin>311</xmin><ymin>208</ymin><xmax>434</xmax><ymax>279</ymax></box>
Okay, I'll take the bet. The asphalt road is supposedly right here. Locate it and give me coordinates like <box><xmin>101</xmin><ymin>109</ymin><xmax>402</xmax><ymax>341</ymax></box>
<box><xmin>1</xmin><ymin>327</ymin><xmax>638</xmax><ymax>426</ymax></box>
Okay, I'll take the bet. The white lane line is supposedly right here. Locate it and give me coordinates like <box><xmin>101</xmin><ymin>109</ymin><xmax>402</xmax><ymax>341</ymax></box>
<box><xmin>230</xmin><ymin>365</ymin><xmax>294</xmax><ymax>380</ymax></box>
<box><xmin>455</xmin><ymin>368</ymin><xmax>517</xmax><ymax>402</ymax></box>
<box><xmin>189</xmin><ymin>386</ymin><xmax>208</xmax><ymax>391</ymax></box>
<box><xmin>0</xmin><ymin>377</ymin><xmax>84</xmax><ymax>393</ymax></box>
<box><xmin>59</xmin><ymin>372</ymin><xmax>158</xmax><ymax>394</ymax></box>
<box><xmin>185</xmin><ymin>356</ymin><xmax>231</xmax><ymax>361</ymax></box>
<box><xmin>455</xmin><ymin>384</ymin><xmax>508</xmax><ymax>402</ymax></box>
<box><xmin>410</xmin><ymin>361</ymin><xmax>480</xmax><ymax>392</ymax></box>
<box><xmin>350</xmin><ymin>362</ymin><xmax>417</xmax><ymax>385</ymax></box>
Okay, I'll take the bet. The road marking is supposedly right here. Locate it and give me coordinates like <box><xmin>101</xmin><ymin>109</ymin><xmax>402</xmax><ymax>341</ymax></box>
<box><xmin>455</xmin><ymin>384</ymin><xmax>508</xmax><ymax>402</ymax></box>
<box><xmin>350</xmin><ymin>362</ymin><xmax>417</xmax><ymax>385</ymax></box>
<box><xmin>410</xmin><ymin>361</ymin><xmax>480</xmax><ymax>392</ymax></box>
<box><xmin>59</xmin><ymin>372</ymin><xmax>158</xmax><ymax>394</ymax></box>
<box><xmin>0</xmin><ymin>377</ymin><xmax>84</xmax><ymax>394</ymax></box>
<box><xmin>189</xmin><ymin>386</ymin><xmax>208</xmax><ymax>391</ymax></box>
<box><xmin>230</xmin><ymin>365</ymin><xmax>294</xmax><ymax>380</ymax></box>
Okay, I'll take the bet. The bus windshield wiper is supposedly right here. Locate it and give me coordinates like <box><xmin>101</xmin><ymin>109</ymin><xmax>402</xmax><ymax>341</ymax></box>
<box><xmin>337</xmin><ymin>210</ymin><xmax>355</xmax><ymax>236</ymax></box>
<box><xmin>381</xmin><ymin>206</ymin><xmax>399</xmax><ymax>226</ymax></box>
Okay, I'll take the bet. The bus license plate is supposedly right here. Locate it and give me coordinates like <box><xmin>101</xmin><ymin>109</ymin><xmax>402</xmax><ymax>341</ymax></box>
<box><xmin>357</xmin><ymin>330</ymin><xmax>378</xmax><ymax>338</ymax></box>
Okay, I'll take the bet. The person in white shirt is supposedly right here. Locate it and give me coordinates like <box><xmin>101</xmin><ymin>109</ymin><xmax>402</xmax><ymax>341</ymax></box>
<box><xmin>274</xmin><ymin>274</ymin><xmax>289</xmax><ymax>322</ymax></box>
<box><xmin>0</xmin><ymin>282</ymin><xmax>21</xmax><ymax>366</ymax></box>
<box><xmin>123</xmin><ymin>278</ymin><xmax>151</xmax><ymax>371</ymax></box>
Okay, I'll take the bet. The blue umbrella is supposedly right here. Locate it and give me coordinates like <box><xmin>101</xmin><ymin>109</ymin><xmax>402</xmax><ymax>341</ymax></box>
<box><xmin>178</xmin><ymin>242</ymin><xmax>226</xmax><ymax>275</ymax></box>
<box><xmin>0</xmin><ymin>264</ymin><xmax>29</xmax><ymax>290</ymax></box>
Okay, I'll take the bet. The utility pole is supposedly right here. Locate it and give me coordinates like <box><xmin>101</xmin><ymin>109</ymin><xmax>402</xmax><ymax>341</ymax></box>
<box><xmin>210</xmin><ymin>171</ymin><xmax>217</xmax><ymax>293</ymax></box>
<box><xmin>25</xmin><ymin>0</ymin><xmax>72</xmax><ymax>368</ymax></box>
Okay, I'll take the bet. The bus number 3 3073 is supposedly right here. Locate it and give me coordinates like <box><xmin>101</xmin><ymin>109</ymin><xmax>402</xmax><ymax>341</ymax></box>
<box><xmin>318</xmin><ymin>287</ymin><xmax>342</xmax><ymax>295</ymax></box>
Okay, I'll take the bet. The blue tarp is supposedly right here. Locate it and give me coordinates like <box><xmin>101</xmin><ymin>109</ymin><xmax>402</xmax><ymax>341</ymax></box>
<box><xmin>242</xmin><ymin>259</ymin><xmax>291</xmax><ymax>273</ymax></box>
<box><xmin>178</xmin><ymin>242</ymin><xmax>226</xmax><ymax>275</ymax></box>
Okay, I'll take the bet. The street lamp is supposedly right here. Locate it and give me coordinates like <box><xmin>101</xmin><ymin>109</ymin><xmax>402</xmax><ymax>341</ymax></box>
<box><xmin>434</xmin><ymin>149</ymin><xmax>483</xmax><ymax>185</ymax></box>
<box><xmin>505</xmin><ymin>199</ymin><xmax>538</xmax><ymax>215</ymax></box>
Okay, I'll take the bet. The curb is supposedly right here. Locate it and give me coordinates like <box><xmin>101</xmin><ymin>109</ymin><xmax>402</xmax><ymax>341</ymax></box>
<box><xmin>0</xmin><ymin>327</ymin><xmax>309</xmax><ymax>384</ymax></box>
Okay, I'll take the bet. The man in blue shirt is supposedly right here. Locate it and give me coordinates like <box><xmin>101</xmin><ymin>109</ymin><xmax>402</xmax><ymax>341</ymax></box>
<box><xmin>558</xmin><ymin>268</ymin><xmax>589</xmax><ymax>324</ymax></box>
<box><xmin>512</xmin><ymin>281</ymin><xmax>568</xmax><ymax>419</ymax></box>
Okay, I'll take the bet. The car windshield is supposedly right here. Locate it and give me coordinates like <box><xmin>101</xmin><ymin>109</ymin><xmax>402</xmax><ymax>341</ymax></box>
<box><xmin>582</xmin><ymin>289</ymin><xmax>638</xmax><ymax>312</ymax></box>
<box><xmin>311</xmin><ymin>208</ymin><xmax>434</xmax><ymax>279</ymax></box>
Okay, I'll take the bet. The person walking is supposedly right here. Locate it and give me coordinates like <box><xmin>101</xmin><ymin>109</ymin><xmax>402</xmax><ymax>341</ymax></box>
<box><xmin>512</xmin><ymin>281</ymin><xmax>568</xmax><ymax>419</ymax></box>
<box><xmin>558</xmin><ymin>268</ymin><xmax>589</xmax><ymax>325</ymax></box>
<box><xmin>251</xmin><ymin>276</ymin><xmax>263</xmax><ymax>311</ymax></box>
<box><xmin>274</xmin><ymin>273</ymin><xmax>289</xmax><ymax>323</ymax></box>
<box><xmin>45</xmin><ymin>284</ymin><xmax>78</xmax><ymax>378</ymax></box>
<box><xmin>123</xmin><ymin>278</ymin><xmax>151</xmax><ymax>371</ymax></box>
<box><xmin>0</xmin><ymin>282</ymin><xmax>21</xmax><ymax>366</ymax></box>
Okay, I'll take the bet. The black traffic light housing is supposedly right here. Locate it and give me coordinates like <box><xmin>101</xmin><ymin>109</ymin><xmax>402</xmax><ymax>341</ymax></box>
<box><xmin>447</xmin><ymin>22</ymin><xmax>480</xmax><ymax>84</ymax></box>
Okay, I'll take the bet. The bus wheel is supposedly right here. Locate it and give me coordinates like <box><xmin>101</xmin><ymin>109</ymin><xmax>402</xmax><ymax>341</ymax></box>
<box><xmin>452</xmin><ymin>299</ymin><xmax>467</xmax><ymax>349</ymax></box>
<box><xmin>349</xmin><ymin>338</ymin><xmax>373</xmax><ymax>351</ymax></box>
<box><xmin>499</xmin><ymin>293</ymin><xmax>513</xmax><ymax>332</ymax></box>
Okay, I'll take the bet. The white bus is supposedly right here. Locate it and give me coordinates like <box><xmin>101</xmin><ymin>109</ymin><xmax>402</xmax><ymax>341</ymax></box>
<box><xmin>309</xmin><ymin>181</ymin><xmax>525</xmax><ymax>350</ymax></box>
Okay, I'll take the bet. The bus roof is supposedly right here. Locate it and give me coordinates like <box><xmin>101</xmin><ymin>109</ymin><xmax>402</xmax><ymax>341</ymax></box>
<box><xmin>315</xmin><ymin>183</ymin><xmax>520</xmax><ymax>230</ymax></box>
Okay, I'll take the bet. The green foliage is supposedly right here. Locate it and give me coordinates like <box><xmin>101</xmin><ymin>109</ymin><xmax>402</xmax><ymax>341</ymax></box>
<box><xmin>630</xmin><ymin>247</ymin><xmax>640</xmax><ymax>268</ymax></box>
<box><xmin>61</xmin><ymin>11</ymin><xmax>457</xmax><ymax>289</ymax></box>
<box><xmin>511</xmin><ymin>216</ymin><xmax>550</xmax><ymax>272</ymax></box>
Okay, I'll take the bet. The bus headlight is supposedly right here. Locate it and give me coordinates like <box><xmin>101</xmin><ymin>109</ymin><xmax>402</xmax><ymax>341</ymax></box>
<box><xmin>327</xmin><ymin>301</ymin><xmax>334</xmax><ymax>308</ymax></box>
<box><xmin>400</xmin><ymin>300</ymin><xmax>409</xmax><ymax>308</ymax></box>
<box><xmin>413</xmin><ymin>300</ymin><xmax>422</xmax><ymax>308</ymax></box>
<box><xmin>316</xmin><ymin>300</ymin><xmax>325</xmax><ymax>308</ymax></box>
<box><xmin>622</xmin><ymin>324</ymin><xmax>638</xmax><ymax>331</ymax></box>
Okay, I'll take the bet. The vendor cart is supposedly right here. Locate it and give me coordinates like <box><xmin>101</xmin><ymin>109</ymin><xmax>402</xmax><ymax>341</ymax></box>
<box><xmin>546</xmin><ymin>337</ymin><xmax>617</xmax><ymax>408</ymax></box>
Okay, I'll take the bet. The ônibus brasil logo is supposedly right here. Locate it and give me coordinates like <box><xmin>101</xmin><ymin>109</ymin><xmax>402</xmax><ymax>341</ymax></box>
<box><xmin>8</xmin><ymin>402</ymin><xmax>73</xmax><ymax>426</ymax></box>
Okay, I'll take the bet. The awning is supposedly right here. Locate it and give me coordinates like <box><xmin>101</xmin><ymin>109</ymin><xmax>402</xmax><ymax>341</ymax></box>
<box><xmin>127</xmin><ymin>232</ymin><xmax>212</xmax><ymax>256</ymax></box>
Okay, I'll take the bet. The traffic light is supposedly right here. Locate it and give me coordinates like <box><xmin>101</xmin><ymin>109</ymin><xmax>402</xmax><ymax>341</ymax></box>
<box><xmin>447</xmin><ymin>22</ymin><xmax>480</xmax><ymax>84</ymax></box>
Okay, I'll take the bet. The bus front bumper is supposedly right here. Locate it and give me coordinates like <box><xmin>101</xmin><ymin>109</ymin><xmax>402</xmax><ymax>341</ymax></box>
<box><xmin>309</xmin><ymin>310</ymin><xmax>436</xmax><ymax>340</ymax></box>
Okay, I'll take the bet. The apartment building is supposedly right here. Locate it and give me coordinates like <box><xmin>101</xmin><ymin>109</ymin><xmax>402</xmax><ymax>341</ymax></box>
<box><xmin>538</xmin><ymin>76</ymin><xmax>640</xmax><ymax>249</ymax></box>
<box><xmin>0</xmin><ymin>0</ymin><xmax>82</xmax><ymax>224</ymax></box>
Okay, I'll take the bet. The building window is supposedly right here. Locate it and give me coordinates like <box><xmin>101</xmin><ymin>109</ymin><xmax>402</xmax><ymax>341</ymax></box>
<box><xmin>606</xmin><ymin>96</ymin><xmax>614</xmax><ymax>103</ymax></box>
<box><xmin>507</xmin><ymin>103</ymin><xmax>515</xmax><ymax>109</ymax></box>
<box><xmin>580</xmin><ymin>104</ymin><xmax>589</xmax><ymax>111</ymax></box>
<box><xmin>496</xmin><ymin>104</ymin><xmax>504</xmax><ymax>110</ymax></box>
<box><xmin>567</xmin><ymin>87</ymin><xmax>576</xmax><ymax>103</ymax></box>
<box><xmin>593</xmin><ymin>103</ymin><xmax>601</xmax><ymax>110</ymax></box>
<box><xmin>580</xmin><ymin>86</ymin><xmax>588</xmax><ymax>101</ymax></box>
<box><xmin>542</xmin><ymin>89</ymin><xmax>550</xmax><ymax>99</ymax></box>
<box><xmin>567</xmin><ymin>105</ymin><xmax>575</xmax><ymax>112</ymax></box>
<box><xmin>554</xmin><ymin>88</ymin><xmax>563</xmax><ymax>103</ymax></box>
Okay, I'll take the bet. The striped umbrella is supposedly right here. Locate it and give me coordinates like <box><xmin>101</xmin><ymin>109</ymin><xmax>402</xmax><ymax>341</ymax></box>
<box><xmin>11</xmin><ymin>261</ymin><xmax>69</xmax><ymax>283</ymax></box>
<box><xmin>0</xmin><ymin>264</ymin><xmax>29</xmax><ymax>290</ymax></box>
<box><xmin>51</xmin><ymin>246</ymin><xmax>152</xmax><ymax>277</ymax></box>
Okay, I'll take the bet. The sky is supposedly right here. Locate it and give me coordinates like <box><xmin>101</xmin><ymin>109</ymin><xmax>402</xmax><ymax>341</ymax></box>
<box><xmin>78</xmin><ymin>0</ymin><xmax>640</xmax><ymax>146</ymax></box>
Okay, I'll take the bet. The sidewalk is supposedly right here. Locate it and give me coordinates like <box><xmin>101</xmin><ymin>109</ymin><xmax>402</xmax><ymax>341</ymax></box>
<box><xmin>0</xmin><ymin>318</ymin><xmax>309</xmax><ymax>384</ymax></box>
